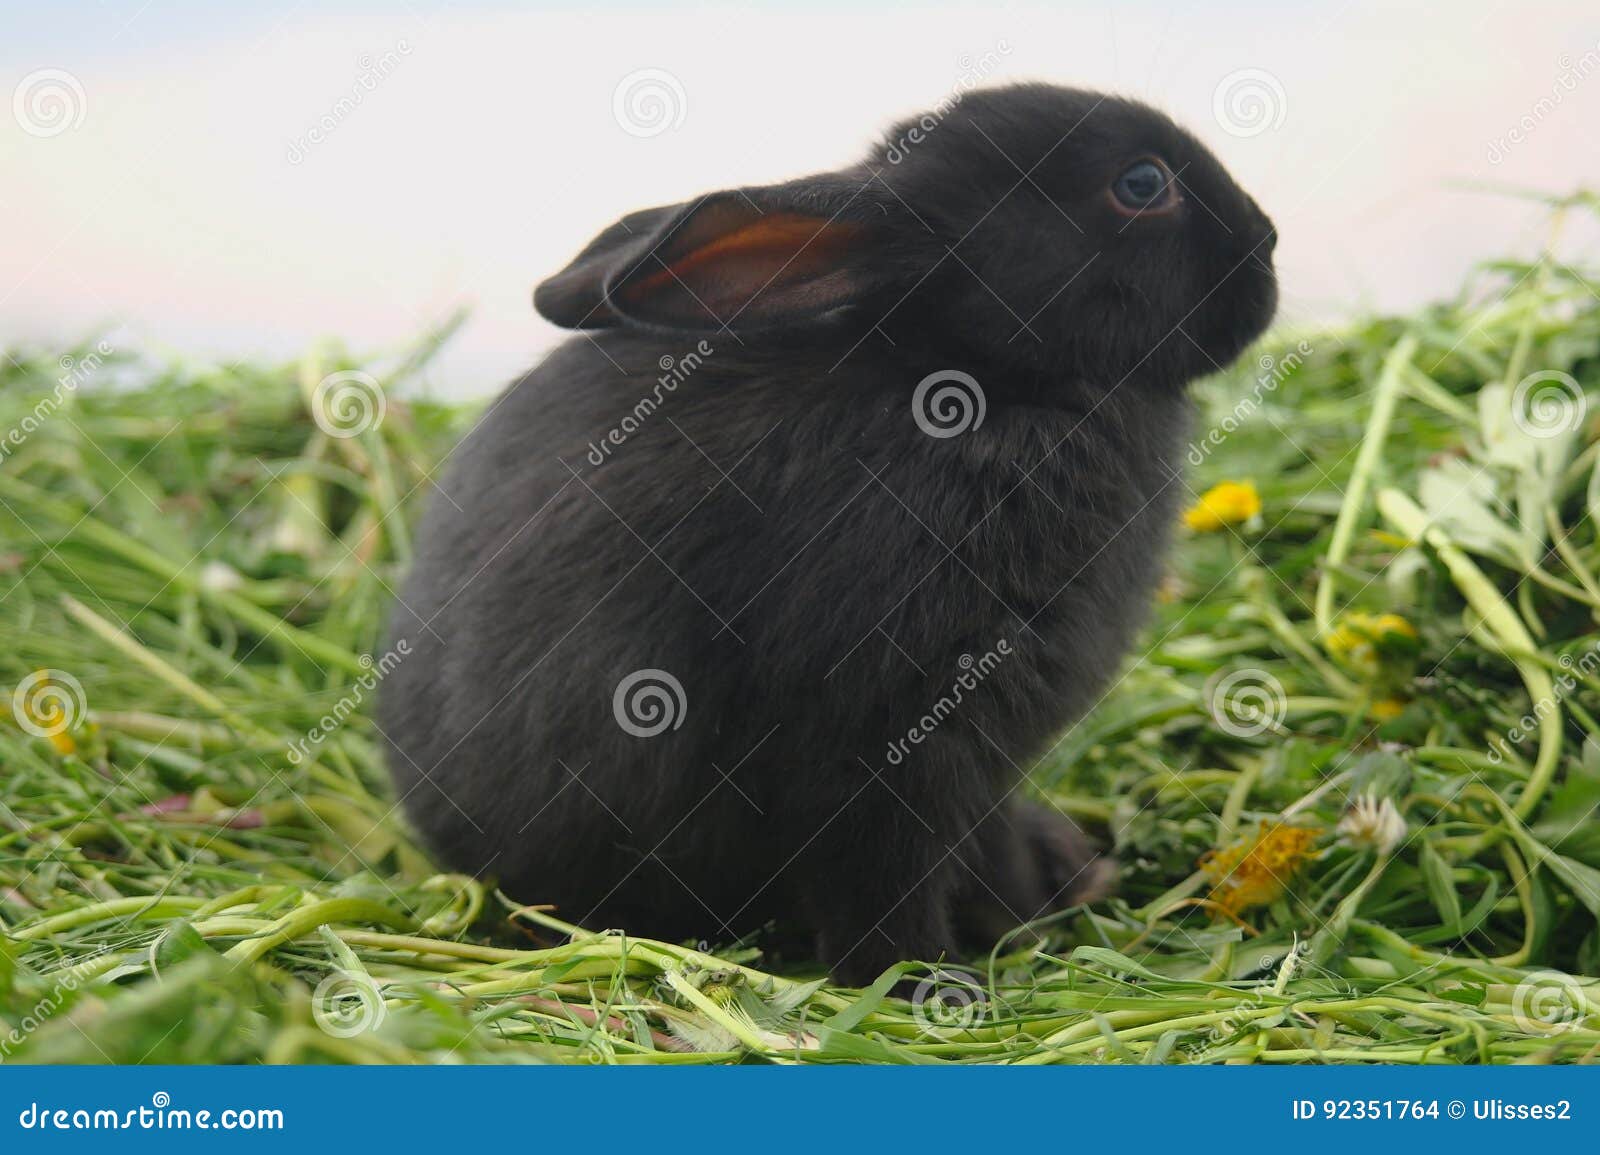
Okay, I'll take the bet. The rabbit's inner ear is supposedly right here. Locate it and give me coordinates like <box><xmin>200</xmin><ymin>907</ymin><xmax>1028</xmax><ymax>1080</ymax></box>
<box><xmin>608</xmin><ymin>199</ymin><xmax>872</xmax><ymax>331</ymax></box>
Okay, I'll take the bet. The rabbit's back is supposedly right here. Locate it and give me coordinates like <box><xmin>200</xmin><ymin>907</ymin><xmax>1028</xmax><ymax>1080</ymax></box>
<box><xmin>380</xmin><ymin>330</ymin><xmax>1186</xmax><ymax>929</ymax></box>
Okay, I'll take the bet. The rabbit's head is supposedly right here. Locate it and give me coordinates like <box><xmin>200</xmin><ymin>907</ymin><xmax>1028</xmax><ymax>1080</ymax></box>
<box><xmin>536</xmin><ymin>83</ymin><xmax>1276</xmax><ymax>392</ymax></box>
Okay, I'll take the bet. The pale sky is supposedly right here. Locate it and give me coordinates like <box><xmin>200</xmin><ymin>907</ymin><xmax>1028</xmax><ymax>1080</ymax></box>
<box><xmin>3</xmin><ymin>1</ymin><xmax>1599</xmax><ymax>397</ymax></box>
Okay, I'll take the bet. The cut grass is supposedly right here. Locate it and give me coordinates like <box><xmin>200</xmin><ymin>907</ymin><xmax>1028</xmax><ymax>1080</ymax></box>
<box><xmin>4</xmin><ymin>205</ymin><xmax>1600</xmax><ymax>1063</ymax></box>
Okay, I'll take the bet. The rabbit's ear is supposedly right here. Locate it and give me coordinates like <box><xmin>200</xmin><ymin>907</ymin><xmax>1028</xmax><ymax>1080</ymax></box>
<box><xmin>603</xmin><ymin>180</ymin><xmax>916</xmax><ymax>332</ymax></box>
<box><xmin>535</xmin><ymin>203</ymin><xmax>683</xmax><ymax>329</ymax></box>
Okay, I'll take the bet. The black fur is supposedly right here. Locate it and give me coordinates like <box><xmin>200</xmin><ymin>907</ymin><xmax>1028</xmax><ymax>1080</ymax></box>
<box><xmin>379</xmin><ymin>84</ymin><xmax>1277</xmax><ymax>983</ymax></box>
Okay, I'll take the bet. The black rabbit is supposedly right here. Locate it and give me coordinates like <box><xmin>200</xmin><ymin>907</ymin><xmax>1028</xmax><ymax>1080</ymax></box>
<box><xmin>379</xmin><ymin>83</ymin><xmax>1277</xmax><ymax>984</ymax></box>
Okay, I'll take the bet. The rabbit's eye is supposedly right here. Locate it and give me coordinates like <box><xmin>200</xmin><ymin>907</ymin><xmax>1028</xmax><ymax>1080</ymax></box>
<box><xmin>1110</xmin><ymin>159</ymin><xmax>1179</xmax><ymax>215</ymax></box>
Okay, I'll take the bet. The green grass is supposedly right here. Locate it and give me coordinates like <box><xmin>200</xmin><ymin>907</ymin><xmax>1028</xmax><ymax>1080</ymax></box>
<box><xmin>4</xmin><ymin>202</ymin><xmax>1600</xmax><ymax>1064</ymax></box>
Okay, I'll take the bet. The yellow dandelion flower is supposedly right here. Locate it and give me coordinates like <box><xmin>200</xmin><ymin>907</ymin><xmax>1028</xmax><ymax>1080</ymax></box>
<box><xmin>1200</xmin><ymin>820</ymin><xmax>1321</xmax><ymax>918</ymax></box>
<box><xmin>1323</xmin><ymin>612</ymin><xmax>1420</xmax><ymax>682</ymax></box>
<box><xmin>1371</xmin><ymin>613</ymin><xmax>1417</xmax><ymax>639</ymax></box>
<box><xmin>1183</xmin><ymin>481</ymin><xmax>1261</xmax><ymax>532</ymax></box>
<box><xmin>1370</xmin><ymin>697</ymin><xmax>1407</xmax><ymax>722</ymax></box>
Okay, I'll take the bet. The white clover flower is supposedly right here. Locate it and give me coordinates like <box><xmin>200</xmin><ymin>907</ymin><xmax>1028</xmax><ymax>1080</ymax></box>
<box><xmin>199</xmin><ymin>560</ymin><xmax>244</xmax><ymax>593</ymax></box>
<box><xmin>1338</xmin><ymin>793</ymin><xmax>1406</xmax><ymax>855</ymax></box>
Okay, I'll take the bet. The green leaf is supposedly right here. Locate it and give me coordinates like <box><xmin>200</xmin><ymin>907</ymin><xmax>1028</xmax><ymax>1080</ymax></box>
<box><xmin>1419</xmin><ymin>841</ymin><xmax>1463</xmax><ymax>933</ymax></box>
<box><xmin>1532</xmin><ymin>750</ymin><xmax>1600</xmax><ymax>851</ymax></box>
<box><xmin>1413</xmin><ymin>870</ymin><xmax>1500</xmax><ymax>944</ymax></box>
<box><xmin>1347</xmin><ymin>750</ymin><xmax>1413</xmax><ymax>800</ymax></box>
<box><xmin>820</xmin><ymin>962</ymin><xmax>923</xmax><ymax>1032</ymax></box>
<box><xmin>156</xmin><ymin>921</ymin><xmax>216</xmax><ymax>965</ymax></box>
<box><xmin>813</xmin><ymin>1025</ymin><xmax>941</xmax><ymax>1064</ymax></box>
<box><xmin>1504</xmin><ymin>810</ymin><xmax>1600</xmax><ymax>920</ymax></box>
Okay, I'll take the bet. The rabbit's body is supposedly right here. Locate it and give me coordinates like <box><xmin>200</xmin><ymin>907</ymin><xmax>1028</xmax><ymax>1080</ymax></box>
<box><xmin>381</xmin><ymin>84</ymin><xmax>1276</xmax><ymax>981</ymax></box>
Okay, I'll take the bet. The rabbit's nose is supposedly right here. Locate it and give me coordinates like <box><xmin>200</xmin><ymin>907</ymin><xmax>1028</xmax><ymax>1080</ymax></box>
<box><xmin>1247</xmin><ymin>214</ymin><xmax>1277</xmax><ymax>257</ymax></box>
